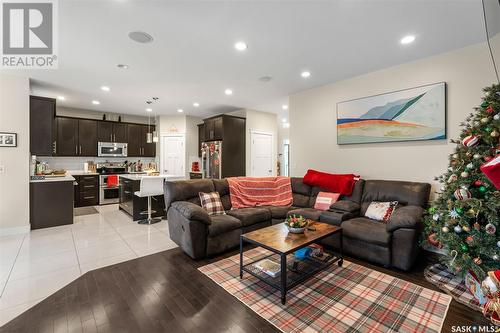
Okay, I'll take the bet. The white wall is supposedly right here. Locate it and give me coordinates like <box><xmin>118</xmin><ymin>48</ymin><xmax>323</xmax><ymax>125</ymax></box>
<box><xmin>289</xmin><ymin>41</ymin><xmax>498</xmax><ymax>192</ymax></box>
<box><xmin>57</xmin><ymin>106</ymin><xmax>150</xmax><ymax>124</ymax></box>
<box><xmin>278</xmin><ymin>124</ymin><xmax>290</xmax><ymax>176</ymax></box>
<box><xmin>245</xmin><ymin>109</ymin><xmax>278</xmax><ymax>176</ymax></box>
<box><xmin>0</xmin><ymin>74</ymin><xmax>30</xmax><ymax>234</ymax></box>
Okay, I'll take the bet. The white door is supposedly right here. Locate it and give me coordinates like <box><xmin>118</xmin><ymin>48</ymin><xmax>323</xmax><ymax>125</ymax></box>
<box><xmin>251</xmin><ymin>131</ymin><xmax>273</xmax><ymax>177</ymax></box>
<box><xmin>161</xmin><ymin>135</ymin><xmax>185</xmax><ymax>177</ymax></box>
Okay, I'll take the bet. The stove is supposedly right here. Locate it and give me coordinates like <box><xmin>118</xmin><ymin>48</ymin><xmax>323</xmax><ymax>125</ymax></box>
<box><xmin>97</xmin><ymin>162</ymin><xmax>127</xmax><ymax>205</ymax></box>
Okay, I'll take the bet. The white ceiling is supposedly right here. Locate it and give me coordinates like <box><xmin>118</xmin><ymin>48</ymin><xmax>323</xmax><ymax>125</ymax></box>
<box><xmin>6</xmin><ymin>0</ymin><xmax>490</xmax><ymax>119</ymax></box>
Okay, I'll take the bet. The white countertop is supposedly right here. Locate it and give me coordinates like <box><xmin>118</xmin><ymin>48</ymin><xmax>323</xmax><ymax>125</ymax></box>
<box><xmin>67</xmin><ymin>170</ymin><xmax>99</xmax><ymax>176</ymax></box>
<box><xmin>120</xmin><ymin>174</ymin><xmax>184</xmax><ymax>181</ymax></box>
<box><xmin>30</xmin><ymin>174</ymin><xmax>76</xmax><ymax>183</ymax></box>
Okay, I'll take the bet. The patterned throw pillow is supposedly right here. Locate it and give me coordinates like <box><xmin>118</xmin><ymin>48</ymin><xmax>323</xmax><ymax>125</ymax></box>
<box><xmin>199</xmin><ymin>192</ymin><xmax>226</xmax><ymax>216</ymax></box>
<box><xmin>314</xmin><ymin>192</ymin><xmax>341</xmax><ymax>211</ymax></box>
<box><xmin>364</xmin><ymin>201</ymin><xmax>398</xmax><ymax>222</ymax></box>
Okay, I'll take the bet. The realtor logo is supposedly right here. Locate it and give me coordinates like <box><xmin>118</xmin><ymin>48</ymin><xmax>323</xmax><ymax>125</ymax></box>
<box><xmin>1</xmin><ymin>0</ymin><xmax>58</xmax><ymax>68</ymax></box>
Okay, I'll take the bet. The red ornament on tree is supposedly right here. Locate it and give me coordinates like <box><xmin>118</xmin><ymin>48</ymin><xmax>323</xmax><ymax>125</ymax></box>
<box><xmin>485</xmin><ymin>106</ymin><xmax>494</xmax><ymax>114</ymax></box>
<box><xmin>474</xmin><ymin>180</ymin><xmax>483</xmax><ymax>186</ymax></box>
<box><xmin>462</xmin><ymin>135</ymin><xmax>480</xmax><ymax>147</ymax></box>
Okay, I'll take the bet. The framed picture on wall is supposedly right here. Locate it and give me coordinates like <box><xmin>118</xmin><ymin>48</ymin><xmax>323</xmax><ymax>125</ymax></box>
<box><xmin>336</xmin><ymin>82</ymin><xmax>446</xmax><ymax>144</ymax></box>
<box><xmin>0</xmin><ymin>132</ymin><xmax>17</xmax><ymax>147</ymax></box>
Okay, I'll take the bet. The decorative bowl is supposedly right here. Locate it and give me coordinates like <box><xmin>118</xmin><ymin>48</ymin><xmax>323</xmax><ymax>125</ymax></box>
<box><xmin>285</xmin><ymin>214</ymin><xmax>309</xmax><ymax>234</ymax></box>
<box><xmin>286</xmin><ymin>225</ymin><xmax>306</xmax><ymax>234</ymax></box>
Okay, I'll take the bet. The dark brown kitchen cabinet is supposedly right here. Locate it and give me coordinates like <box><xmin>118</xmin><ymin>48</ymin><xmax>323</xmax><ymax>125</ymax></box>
<box><xmin>30</xmin><ymin>96</ymin><xmax>56</xmax><ymax>156</ymax></box>
<box><xmin>98</xmin><ymin>121</ymin><xmax>127</xmax><ymax>143</ymax></box>
<box><xmin>126</xmin><ymin>124</ymin><xmax>142</xmax><ymax>156</ymax></box>
<box><xmin>30</xmin><ymin>180</ymin><xmax>74</xmax><ymax>229</ymax></box>
<box><xmin>56</xmin><ymin>117</ymin><xmax>97</xmax><ymax>156</ymax></box>
<box><xmin>204</xmin><ymin>116</ymin><xmax>223</xmax><ymax>141</ymax></box>
<box><xmin>74</xmin><ymin>175</ymin><xmax>99</xmax><ymax>207</ymax></box>
<box><xmin>78</xmin><ymin>119</ymin><xmax>97</xmax><ymax>156</ymax></box>
<box><xmin>56</xmin><ymin>117</ymin><xmax>79</xmax><ymax>156</ymax></box>
<box><xmin>127</xmin><ymin>124</ymin><xmax>156</xmax><ymax>157</ymax></box>
<box><xmin>197</xmin><ymin>123</ymin><xmax>205</xmax><ymax>157</ymax></box>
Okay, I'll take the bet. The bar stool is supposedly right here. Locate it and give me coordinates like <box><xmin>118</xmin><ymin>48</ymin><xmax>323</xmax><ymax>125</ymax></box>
<box><xmin>134</xmin><ymin>176</ymin><xmax>164</xmax><ymax>225</ymax></box>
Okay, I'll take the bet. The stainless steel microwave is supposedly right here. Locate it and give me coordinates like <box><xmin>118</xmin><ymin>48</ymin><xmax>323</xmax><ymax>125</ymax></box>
<box><xmin>98</xmin><ymin>142</ymin><xmax>128</xmax><ymax>157</ymax></box>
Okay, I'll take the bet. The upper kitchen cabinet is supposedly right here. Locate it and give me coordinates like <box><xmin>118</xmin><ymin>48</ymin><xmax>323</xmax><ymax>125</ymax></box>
<box><xmin>98</xmin><ymin>121</ymin><xmax>127</xmax><ymax>143</ymax></box>
<box><xmin>203</xmin><ymin>116</ymin><xmax>223</xmax><ymax>141</ymax></box>
<box><xmin>30</xmin><ymin>96</ymin><xmax>56</xmax><ymax>156</ymax></box>
<box><xmin>56</xmin><ymin>117</ymin><xmax>97</xmax><ymax>156</ymax></box>
<box><xmin>197</xmin><ymin>123</ymin><xmax>205</xmax><ymax>157</ymax></box>
<box><xmin>127</xmin><ymin>124</ymin><xmax>156</xmax><ymax>157</ymax></box>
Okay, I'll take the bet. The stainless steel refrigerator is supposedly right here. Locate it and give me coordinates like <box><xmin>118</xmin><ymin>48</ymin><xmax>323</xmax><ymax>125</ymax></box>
<box><xmin>201</xmin><ymin>141</ymin><xmax>222</xmax><ymax>179</ymax></box>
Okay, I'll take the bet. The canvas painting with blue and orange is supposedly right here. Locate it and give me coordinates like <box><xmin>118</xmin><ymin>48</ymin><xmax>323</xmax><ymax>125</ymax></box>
<box><xmin>337</xmin><ymin>82</ymin><xmax>446</xmax><ymax>144</ymax></box>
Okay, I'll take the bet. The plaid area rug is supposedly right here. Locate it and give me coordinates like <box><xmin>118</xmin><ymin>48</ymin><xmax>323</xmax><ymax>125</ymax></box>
<box><xmin>199</xmin><ymin>248</ymin><xmax>451</xmax><ymax>333</ymax></box>
<box><xmin>424</xmin><ymin>263</ymin><xmax>482</xmax><ymax>311</ymax></box>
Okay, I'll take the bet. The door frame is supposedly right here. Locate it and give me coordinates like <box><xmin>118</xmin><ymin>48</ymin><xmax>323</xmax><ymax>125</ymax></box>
<box><xmin>250</xmin><ymin>130</ymin><xmax>274</xmax><ymax>177</ymax></box>
<box><xmin>160</xmin><ymin>133</ymin><xmax>186</xmax><ymax>177</ymax></box>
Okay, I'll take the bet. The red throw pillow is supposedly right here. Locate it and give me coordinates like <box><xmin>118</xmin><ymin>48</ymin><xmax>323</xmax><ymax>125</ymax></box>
<box><xmin>303</xmin><ymin>169</ymin><xmax>359</xmax><ymax>195</ymax></box>
<box><xmin>314</xmin><ymin>192</ymin><xmax>340</xmax><ymax>211</ymax></box>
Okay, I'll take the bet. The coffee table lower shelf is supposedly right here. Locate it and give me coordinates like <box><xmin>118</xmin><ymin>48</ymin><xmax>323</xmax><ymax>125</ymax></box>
<box><xmin>240</xmin><ymin>250</ymin><xmax>343</xmax><ymax>304</ymax></box>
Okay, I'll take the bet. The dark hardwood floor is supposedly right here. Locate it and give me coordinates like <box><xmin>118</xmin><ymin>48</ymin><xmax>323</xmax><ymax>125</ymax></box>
<box><xmin>0</xmin><ymin>246</ymin><xmax>491</xmax><ymax>333</ymax></box>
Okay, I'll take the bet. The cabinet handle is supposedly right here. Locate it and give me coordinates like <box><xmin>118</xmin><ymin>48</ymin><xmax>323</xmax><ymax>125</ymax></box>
<box><xmin>83</xmin><ymin>185</ymin><xmax>94</xmax><ymax>188</ymax></box>
<box><xmin>53</xmin><ymin>141</ymin><xmax>57</xmax><ymax>154</ymax></box>
<box><xmin>79</xmin><ymin>145</ymin><xmax>82</xmax><ymax>155</ymax></box>
<box><xmin>110</xmin><ymin>134</ymin><xmax>113</xmax><ymax>142</ymax></box>
<box><xmin>75</xmin><ymin>145</ymin><xmax>78</xmax><ymax>154</ymax></box>
<box><xmin>113</xmin><ymin>134</ymin><xmax>116</xmax><ymax>142</ymax></box>
<box><xmin>83</xmin><ymin>196</ymin><xmax>95</xmax><ymax>199</ymax></box>
<box><xmin>124</xmin><ymin>191</ymin><xmax>131</xmax><ymax>194</ymax></box>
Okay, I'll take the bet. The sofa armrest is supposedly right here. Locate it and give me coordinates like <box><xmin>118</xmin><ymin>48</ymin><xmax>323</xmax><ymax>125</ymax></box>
<box><xmin>329</xmin><ymin>200</ymin><xmax>360</xmax><ymax>213</ymax></box>
<box><xmin>386</xmin><ymin>206</ymin><xmax>424</xmax><ymax>232</ymax></box>
<box><xmin>171</xmin><ymin>201</ymin><xmax>211</xmax><ymax>225</ymax></box>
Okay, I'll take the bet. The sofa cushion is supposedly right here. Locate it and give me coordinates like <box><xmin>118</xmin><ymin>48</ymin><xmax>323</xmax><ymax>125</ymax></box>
<box><xmin>208</xmin><ymin>214</ymin><xmax>242</xmax><ymax>237</ymax></box>
<box><xmin>213</xmin><ymin>179</ymin><xmax>232</xmax><ymax>210</ymax></box>
<box><xmin>360</xmin><ymin>180</ymin><xmax>430</xmax><ymax>214</ymax></box>
<box><xmin>164</xmin><ymin>179</ymin><xmax>215</xmax><ymax>210</ymax></box>
<box><xmin>287</xmin><ymin>208</ymin><xmax>322</xmax><ymax>221</ymax></box>
<box><xmin>227</xmin><ymin>207</ymin><xmax>271</xmax><ymax>226</ymax></box>
<box><xmin>319</xmin><ymin>210</ymin><xmax>355</xmax><ymax>226</ymax></box>
<box><xmin>262</xmin><ymin>205</ymin><xmax>296</xmax><ymax>219</ymax></box>
<box><xmin>291</xmin><ymin>177</ymin><xmax>311</xmax><ymax>207</ymax></box>
<box><xmin>341</xmin><ymin>217</ymin><xmax>391</xmax><ymax>246</ymax></box>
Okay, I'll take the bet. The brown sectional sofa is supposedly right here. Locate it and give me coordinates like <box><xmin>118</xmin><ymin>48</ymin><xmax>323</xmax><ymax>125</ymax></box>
<box><xmin>164</xmin><ymin>177</ymin><xmax>430</xmax><ymax>271</ymax></box>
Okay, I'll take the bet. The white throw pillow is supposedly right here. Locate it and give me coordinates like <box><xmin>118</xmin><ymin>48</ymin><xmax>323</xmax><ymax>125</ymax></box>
<box><xmin>364</xmin><ymin>201</ymin><xmax>398</xmax><ymax>222</ymax></box>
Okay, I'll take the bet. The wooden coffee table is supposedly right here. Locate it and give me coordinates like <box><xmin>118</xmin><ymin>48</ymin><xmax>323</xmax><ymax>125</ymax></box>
<box><xmin>239</xmin><ymin>221</ymin><xmax>343</xmax><ymax>304</ymax></box>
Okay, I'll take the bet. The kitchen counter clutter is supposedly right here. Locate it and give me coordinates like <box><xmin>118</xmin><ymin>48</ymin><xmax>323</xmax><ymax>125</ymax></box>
<box><xmin>30</xmin><ymin>173</ymin><xmax>76</xmax><ymax>183</ymax></box>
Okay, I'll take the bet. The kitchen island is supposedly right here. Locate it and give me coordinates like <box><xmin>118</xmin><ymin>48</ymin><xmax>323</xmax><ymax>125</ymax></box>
<box><xmin>119</xmin><ymin>174</ymin><xmax>171</xmax><ymax>221</ymax></box>
<box><xmin>30</xmin><ymin>174</ymin><xmax>75</xmax><ymax>229</ymax></box>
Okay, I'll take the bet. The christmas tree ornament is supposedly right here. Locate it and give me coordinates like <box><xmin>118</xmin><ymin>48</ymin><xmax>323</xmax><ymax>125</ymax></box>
<box><xmin>453</xmin><ymin>153</ymin><xmax>459</xmax><ymax>159</ymax></box>
<box><xmin>466</xmin><ymin>162</ymin><xmax>474</xmax><ymax>169</ymax></box>
<box><xmin>494</xmin><ymin>114</ymin><xmax>499</xmax><ymax>121</ymax></box>
<box><xmin>454</xmin><ymin>225</ymin><xmax>462</xmax><ymax>233</ymax></box>
<box><xmin>479</xmin><ymin>185</ymin><xmax>487</xmax><ymax>193</ymax></box>
<box><xmin>486</xmin><ymin>223</ymin><xmax>497</xmax><ymax>234</ymax></box>
<box><xmin>491</xmin><ymin>130</ymin><xmax>499</xmax><ymax>138</ymax></box>
<box><xmin>466</xmin><ymin>152</ymin><xmax>473</xmax><ymax>158</ymax></box>
<box><xmin>427</xmin><ymin>233</ymin><xmax>442</xmax><ymax>248</ymax></box>
<box><xmin>497</xmin><ymin>241</ymin><xmax>500</xmax><ymax>248</ymax></box>
<box><xmin>466</xmin><ymin>208</ymin><xmax>476</xmax><ymax>216</ymax></box>
<box><xmin>474</xmin><ymin>153</ymin><xmax>482</xmax><ymax>160</ymax></box>
<box><xmin>442</xmin><ymin>226</ymin><xmax>450</xmax><ymax>233</ymax></box>
<box><xmin>474</xmin><ymin>222</ymin><xmax>481</xmax><ymax>230</ymax></box>
<box><xmin>466</xmin><ymin>236</ymin><xmax>474</xmax><ymax>243</ymax></box>
<box><xmin>456</xmin><ymin>207</ymin><xmax>464</xmax><ymax>214</ymax></box>
<box><xmin>428</xmin><ymin>207</ymin><xmax>436</xmax><ymax>214</ymax></box>
<box><xmin>462</xmin><ymin>225</ymin><xmax>471</xmax><ymax>232</ymax></box>
<box><xmin>448</xmin><ymin>166</ymin><xmax>454</xmax><ymax>172</ymax></box>
<box><xmin>462</xmin><ymin>135</ymin><xmax>480</xmax><ymax>147</ymax></box>
<box><xmin>447</xmin><ymin>174</ymin><xmax>458</xmax><ymax>183</ymax></box>
<box><xmin>432</xmin><ymin>213</ymin><xmax>440</xmax><ymax>221</ymax></box>
<box><xmin>473</xmin><ymin>257</ymin><xmax>482</xmax><ymax>265</ymax></box>
<box><xmin>449</xmin><ymin>209</ymin><xmax>460</xmax><ymax>218</ymax></box>
<box><xmin>481</xmin><ymin>101</ymin><xmax>489</xmax><ymax>108</ymax></box>
<box><xmin>481</xmin><ymin>117</ymin><xmax>490</xmax><ymax>124</ymax></box>
<box><xmin>454</xmin><ymin>188</ymin><xmax>472</xmax><ymax>200</ymax></box>
<box><xmin>461</xmin><ymin>171</ymin><xmax>469</xmax><ymax>178</ymax></box>
<box><xmin>474</xmin><ymin>180</ymin><xmax>482</xmax><ymax>186</ymax></box>
<box><xmin>493</xmin><ymin>254</ymin><xmax>499</xmax><ymax>261</ymax></box>
<box><xmin>461</xmin><ymin>244</ymin><xmax>469</xmax><ymax>252</ymax></box>
<box><xmin>486</xmin><ymin>106</ymin><xmax>494</xmax><ymax>114</ymax></box>
<box><xmin>485</xmin><ymin>127</ymin><xmax>493</xmax><ymax>133</ymax></box>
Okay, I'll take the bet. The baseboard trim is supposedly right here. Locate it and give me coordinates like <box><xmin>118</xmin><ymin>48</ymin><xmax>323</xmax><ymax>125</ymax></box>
<box><xmin>0</xmin><ymin>225</ymin><xmax>30</xmax><ymax>236</ymax></box>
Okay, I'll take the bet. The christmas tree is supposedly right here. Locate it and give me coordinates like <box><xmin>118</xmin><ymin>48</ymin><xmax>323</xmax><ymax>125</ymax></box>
<box><xmin>424</xmin><ymin>84</ymin><xmax>500</xmax><ymax>280</ymax></box>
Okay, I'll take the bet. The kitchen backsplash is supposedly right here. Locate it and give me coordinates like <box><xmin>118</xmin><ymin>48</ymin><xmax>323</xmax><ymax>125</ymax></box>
<box><xmin>37</xmin><ymin>157</ymin><xmax>157</xmax><ymax>171</ymax></box>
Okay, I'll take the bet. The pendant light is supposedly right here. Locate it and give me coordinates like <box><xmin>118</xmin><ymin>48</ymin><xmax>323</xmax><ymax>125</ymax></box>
<box><xmin>146</xmin><ymin>110</ymin><xmax>153</xmax><ymax>143</ymax></box>
<box><xmin>152</xmin><ymin>111</ymin><xmax>159</xmax><ymax>142</ymax></box>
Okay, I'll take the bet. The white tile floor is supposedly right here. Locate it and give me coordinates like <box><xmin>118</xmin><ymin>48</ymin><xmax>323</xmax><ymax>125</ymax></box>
<box><xmin>0</xmin><ymin>204</ymin><xmax>177</xmax><ymax>326</ymax></box>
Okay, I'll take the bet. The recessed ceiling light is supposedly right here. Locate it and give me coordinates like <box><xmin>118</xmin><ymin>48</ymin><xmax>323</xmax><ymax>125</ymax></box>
<box><xmin>146</xmin><ymin>108</ymin><xmax>152</xmax><ymax>112</ymax></box>
<box><xmin>117</xmin><ymin>64</ymin><xmax>129</xmax><ymax>69</ymax></box>
<box><xmin>101</xmin><ymin>86</ymin><xmax>110</xmax><ymax>92</ymax></box>
<box><xmin>224</xmin><ymin>89</ymin><xmax>233</xmax><ymax>95</ymax></box>
<box><xmin>282</xmin><ymin>105</ymin><xmax>288</xmax><ymax>110</ymax></box>
<box><xmin>301</xmin><ymin>71</ymin><xmax>311</xmax><ymax>78</ymax></box>
<box><xmin>92</xmin><ymin>100</ymin><xmax>100</xmax><ymax>105</ymax></box>
<box><xmin>234</xmin><ymin>41</ymin><xmax>248</xmax><ymax>51</ymax></box>
<box><xmin>57</xmin><ymin>96</ymin><xmax>65</xmax><ymax>101</ymax></box>
<box><xmin>128</xmin><ymin>31</ymin><xmax>154</xmax><ymax>44</ymax></box>
<box><xmin>193</xmin><ymin>102</ymin><xmax>200</xmax><ymax>107</ymax></box>
<box><xmin>282</xmin><ymin>118</ymin><xmax>287</xmax><ymax>123</ymax></box>
<box><xmin>177</xmin><ymin>109</ymin><xmax>184</xmax><ymax>113</ymax></box>
<box><xmin>400</xmin><ymin>35</ymin><xmax>416</xmax><ymax>44</ymax></box>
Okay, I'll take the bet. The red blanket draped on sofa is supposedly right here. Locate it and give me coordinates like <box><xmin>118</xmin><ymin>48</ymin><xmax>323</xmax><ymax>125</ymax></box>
<box><xmin>303</xmin><ymin>169</ymin><xmax>359</xmax><ymax>195</ymax></box>
<box><xmin>227</xmin><ymin>176</ymin><xmax>293</xmax><ymax>209</ymax></box>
